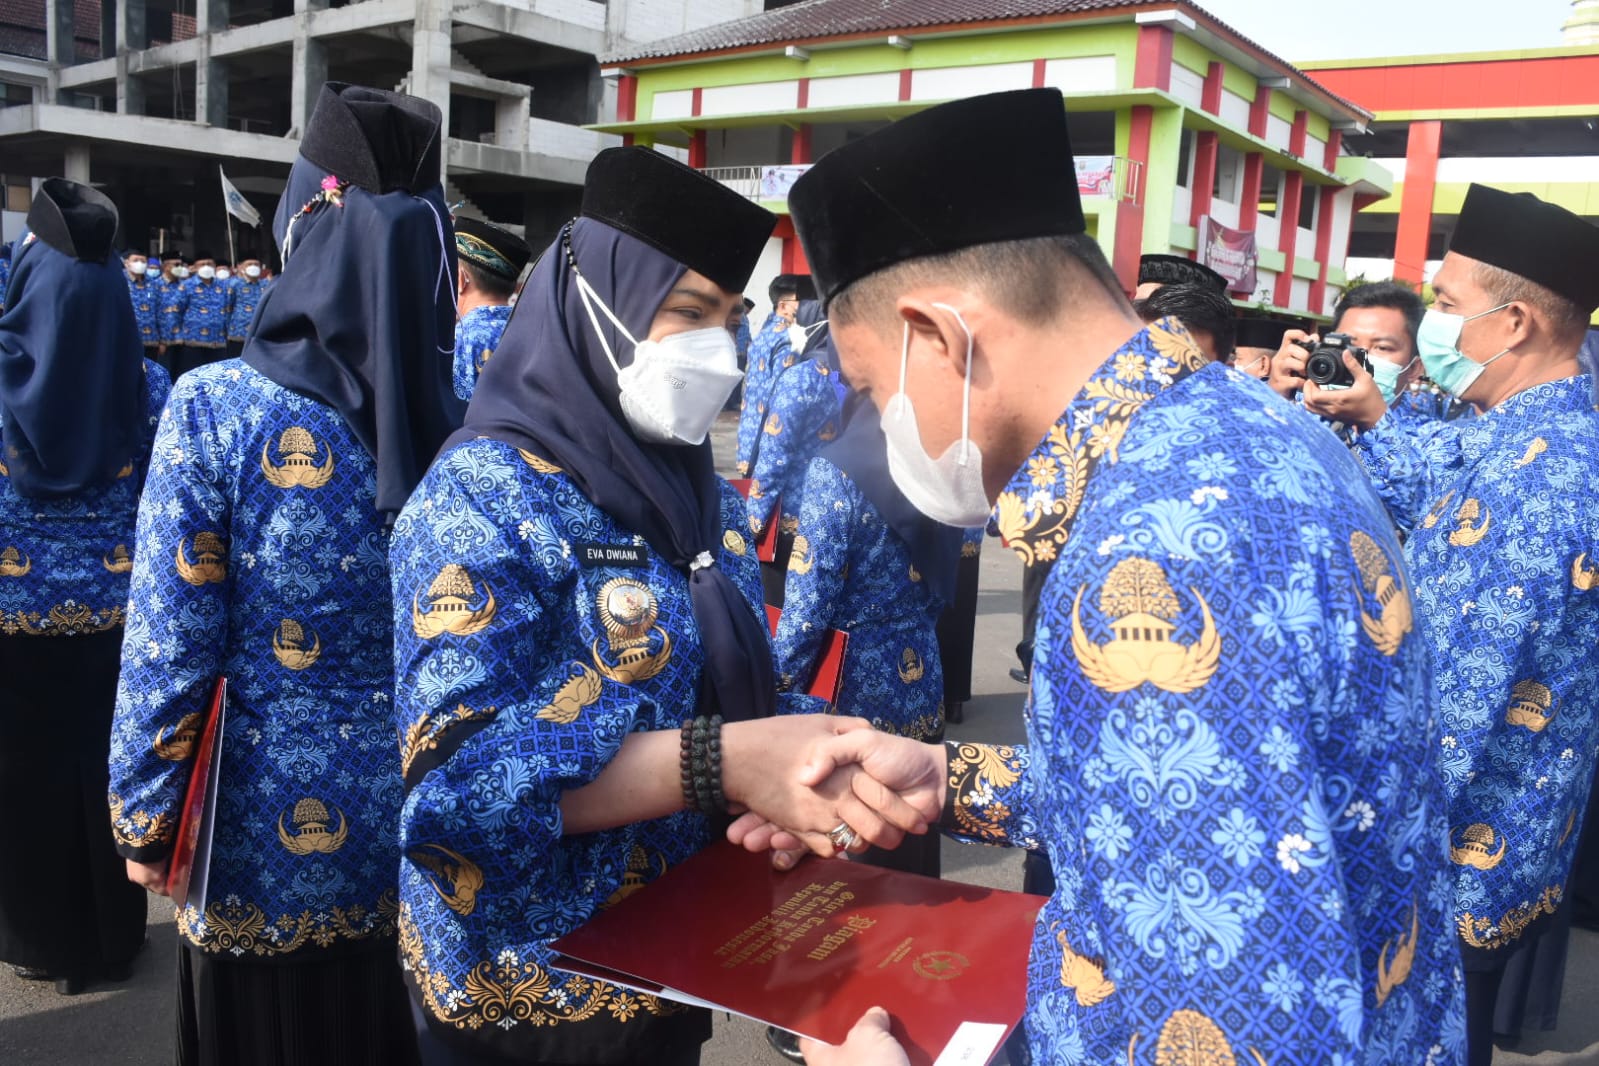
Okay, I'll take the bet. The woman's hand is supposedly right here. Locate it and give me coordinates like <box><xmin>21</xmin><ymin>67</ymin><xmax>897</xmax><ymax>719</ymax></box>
<box><xmin>800</xmin><ymin>1008</ymin><xmax>910</xmax><ymax>1066</ymax></box>
<box><xmin>125</xmin><ymin>858</ymin><xmax>170</xmax><ymax>896</ymax></box>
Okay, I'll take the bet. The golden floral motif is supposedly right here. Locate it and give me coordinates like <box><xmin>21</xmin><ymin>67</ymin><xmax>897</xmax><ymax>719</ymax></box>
<box><xmin>1421</xmin><ymin>490</ymin><xmax>1457</xmax><ymax>530</ymax></box>
<box><xmin>1071</xmin><ymin>558</ymin><xmax>1220</xmax><ymax>694</ymax></box>
<box><xmin>153</xmin><ymin>713</ymin><xmax>203</xmax><ymax>761</ymax></box>
<box><xmin>413</xmin><ymin>564</ymin><xmax>497</xmax><ymax>639</ymax></box>
<box><xmin>175</xmin><ymin>532</ymin><xmax>227</xmax><ymax>586</ymax></box>
<box><xmin>947</xmin><ymin>742</ymin><xmax>1024</xmax><ymax>839</ymax></box>
<box><xmin>1505</xmin><ymin>680</ymin><xmax>1557</xmax><ymax>733</ymax></box>
<box><xmin>1375</xmin><ymin>900</ymin><xmax>1419</xmax><ymax>1007</ymax></box>
<box><xmin>409</xmin><ymin>843</ymin><xmax>485</xmax><ymax>916</ymax></box>
<box><xmin>1572</xmin><ymin>552</ymin><xmax>1599</xmax><ymax>591</ymax></box>
<box><xmin>102</xmin><ymin>544</ymin><xmax>134</xmax><ymax>573</ymax></box>
<box><xmin>517</xmin><ymin>449</ymin><xmax>563</xmax><ymax>475</ymax></box>
<box><xmin>1448</xmin><ymin>499</ymin><xmax>1491</xmax><ymax>547</ymax></box>
<box><xmin>0</xmin><ymin>546</ymin><xmax>32</xmax><ymax>577</ymax></box>
<box><xmin>4</xmin><ymin>602</ymin><xmax>125</xmax><ymax>636</ymax></box>
<box><xmin>182</xmin><ymin>890</ymin><xmax>398</xmax><ymax>956</ymax></box>
<box><xmin>1055</xmin><ymin>928</ymin><xmax>1114</xmax><ymax>1007</ymax></box>
<box><xmin>534</xmin><ymin>663</ymin><xmax>603</xmax><ymax>725</ymax></box>
<box><xmin>109</xmin><ymin>792</ymin><xmax>173</xmax><ymax>848</ymax></box>
<box><xmin>960</xmin><ymin>539</ymin><xmax>980</xmax><ymax>559</ymax></box>
<box><xmin>1458</xmin><ymin>886</ymin><xmax>1562</xmax><ymax>950</ymax></box>
<box><xmin>277</xmin><ymin>797</ymin><xmax>349</xmax><ymax>855</ymax></box>
<box><xmin>897</xmin><ymin>647</ymin><xmax>925</xmax><ymax>684</ymax></box>
<box><xmin>1128</xmin><ymin>1008</ymin><xmax>1269</xmax><ymax>1066</ymax></box>
<box><xmin>1449</xmin><ymin>823</ymin><xmax>1507</xmax><ymax>870</ymax></box>
<box><xmin>788</xmin><ymin>534</ymin><xmax>814</xmax><ymax>574</ymax></box>
<box><xmin>1514</xmin><ymin>437</ymin><xmax>1547</xmax><ymax>467</ymax></box>
<box><xmin>400</xmin><ymin>703</ymin><xmax>498</xmax><ymax>778</ymax></box>
<box><xmin>764</xmin><ymin>413</ymin><xmax>783</xmax><ymax>436</ymax></box>
<box><xmin>259</xmin><ymin>427</ymin><xmax>335</xmax><ymax>489</ymax></box>
<box><xmin>1147</xmin><ymin>318</ymin><xmax>1211</xmax><ymax>374</ymax></box>
<box><xmin>1351</xmin><ymin>530</ymin><xmax>1412</xmax><ymax>657</ymax></box>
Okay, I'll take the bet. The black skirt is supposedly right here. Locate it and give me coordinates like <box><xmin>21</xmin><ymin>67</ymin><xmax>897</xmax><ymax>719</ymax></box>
<box><xmin>177</xmin><ymin>937</ymin><xmax>419</xmax><ymax>1066</ymax></box>
<box><xmin>936</xmin><ymin>546</ymin><xmax>982</xmax><ymax>706</ymax></box>
<box><xmin>0</xmin><ymin>630</ymin><xmax>148</xmax><ymax>979</ymax></box>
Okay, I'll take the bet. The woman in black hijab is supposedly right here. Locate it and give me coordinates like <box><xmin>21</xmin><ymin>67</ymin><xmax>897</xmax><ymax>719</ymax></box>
<box><xmin>0</xmin><ymin>179</ymin><xmax>169</xmax><ymax>994</ymax></box>
<box><xmin>390</xmin><ymin>147</ymin><xmax>930</xmax><ymax>1066</ymax></box>
<box><xmin>109</xmin><ymin>83</ymin><xmax>463</xmax><ymax>1066</ymax></box>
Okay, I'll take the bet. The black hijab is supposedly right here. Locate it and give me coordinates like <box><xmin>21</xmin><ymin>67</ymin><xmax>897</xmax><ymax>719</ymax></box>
<box><xmin>452</xmin><ymin>147</ymin><xmax>777</xmax><ymax>723</ymax></box>
<box><xmin>0</xmin><ymin>179</ymin><xmax>145</xmax><ymax>499</ymax></box>
<box><xmin>243</xmin><ymin>83</ymin><xmax>465</xmax><ymax>518</ymax></box>
<box><xmin>821</xmin><ymin>390</ymin><xmax>966</xmax><ymax>606</ymax></box>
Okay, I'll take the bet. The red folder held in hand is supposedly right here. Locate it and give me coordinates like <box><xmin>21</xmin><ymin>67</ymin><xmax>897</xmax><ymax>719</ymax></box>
<box><xmin>765</xmin><ymin>605</ymin><xmax>848</xmax><ymax>706</ymax></box>
<box><xmin>729</xmin><ymin>479</ymin><xmax>781</xmax><ymax>563</ymax></box>
<box><xmin>166</xmin><ymin>678</ymin><xmax>227</xmax><ymax>910</ymax></box>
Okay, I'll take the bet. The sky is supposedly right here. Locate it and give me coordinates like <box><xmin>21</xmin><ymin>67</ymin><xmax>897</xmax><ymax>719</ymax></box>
<box><xmin>1196</xmin><ymin>0</ymin><xmax>1582</xmax><ymax>61</ymax></box>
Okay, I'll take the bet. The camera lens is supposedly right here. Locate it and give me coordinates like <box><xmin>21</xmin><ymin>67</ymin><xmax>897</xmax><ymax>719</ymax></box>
<box><xmin>1306</xmin><ymin>352</ymin><xmax>1339</xmax><ymax>384</ymax></box>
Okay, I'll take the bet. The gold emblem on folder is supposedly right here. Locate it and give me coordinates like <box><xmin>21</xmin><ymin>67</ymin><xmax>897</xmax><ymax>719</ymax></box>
<box><xmin>260</xmin><ymin>427</ymin><xmax>334</xmax><ymax>489</ymax></box>
<box><xmin>1071</xmin><ymin>558</ymin><xmax>1219</xmax><ymax>694</ymax></box>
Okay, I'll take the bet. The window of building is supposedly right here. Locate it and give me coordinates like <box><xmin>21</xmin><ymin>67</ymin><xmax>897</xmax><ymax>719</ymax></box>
<box><xmin>1</xmin><ymin>82</ymin><xmax>32</xmax><ymax>108</ymax></box>
<box><xmin>1258</xmin><ymin>164</ymin><xmax>1283</xmax><ymax>217</ymax></box>
<box><xmin>1299</xmin><ymin>185</ymin><xmax>1319</xmax><ymax>231</ymax></box>
<box><xmin>1213</xmin><ymin>143</ymin><xmax>1242</xmax><ymax>203</ymax></box>
<box><xmin>5</xmin><ymin>183</ymin><xmax>30</xmax><ymax>213</ymax></box>
<box><xmin>1175</xmin><ymin>128</ymin><xmax>1195</xmax><ymax>188</ymax></box>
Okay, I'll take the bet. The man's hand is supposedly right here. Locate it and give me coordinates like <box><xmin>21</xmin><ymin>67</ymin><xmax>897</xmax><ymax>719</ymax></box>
<box><xmin>126</xmin><ymin>858</ymin><xmax>170</xmax><ymax>895</ymax></box>
<box><xmin>1303</xmin><ymin>352</ymin><xmax>1387</xmax><ymax>431</ymax></box>
<box><xmin>1267</xmin><ymin>330</ymin><xmax>1315</xmax><ymax>400</ymax></box>
<box><xmin>800</xmin><ymin>1008</ymin><xmax>911</xmax><ymax>1066</ymax></box>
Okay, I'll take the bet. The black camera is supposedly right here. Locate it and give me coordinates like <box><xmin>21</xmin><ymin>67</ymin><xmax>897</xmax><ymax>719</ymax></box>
<box><xmin>1294</xmin><ymin>332</ymin><xmax>1373</xmax><ymax>389</ymax></box>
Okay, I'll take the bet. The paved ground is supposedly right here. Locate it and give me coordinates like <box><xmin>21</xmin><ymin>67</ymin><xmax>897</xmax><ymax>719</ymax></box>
<box><xmin>2</xmin><ymin>413</ymin><xmax>1595</xmax><ymax>1064</ymax></box>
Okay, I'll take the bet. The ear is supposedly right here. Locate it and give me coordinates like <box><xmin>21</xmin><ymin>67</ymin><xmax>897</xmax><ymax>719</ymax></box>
<box><xmin>1503</xmin><ymin>300</ymin><xmax>1536</xmax><ymax>347</ymax></box>
<box><xmin>894</xmin><ymin>297</ymin><xmax>969</xmax><ymax>377</ymax></box>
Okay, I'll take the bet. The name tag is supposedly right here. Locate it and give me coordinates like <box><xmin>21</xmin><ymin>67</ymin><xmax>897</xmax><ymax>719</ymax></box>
<box><xmin>576</xmin><ymin>543</ymin><xmax>648</xmax><ymax>568</ymax></box>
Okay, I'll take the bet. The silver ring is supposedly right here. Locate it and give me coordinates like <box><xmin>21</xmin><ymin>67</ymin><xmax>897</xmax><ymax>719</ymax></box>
<box><xmin>827</xmin><ymin>822</ymin><xmax>858</xmax><ymax>851</ymax></box>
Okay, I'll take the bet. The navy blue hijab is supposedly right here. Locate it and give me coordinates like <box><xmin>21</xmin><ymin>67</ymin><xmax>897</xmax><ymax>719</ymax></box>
<box><xmin>453</xmin><ymin>218</ymin><xmax>776</xmax><ymax>723</ymax></box>
<box><xmin>822</xmin><ymin>389</ymin><xmax>965</xmax><ymax>606</ymax></box>
<box><xmin>244</xmin><ymin>88</ymin><xmax>465</xmax><ymax>518</ymax></box>
<box><xmin>0</xmin><ymin>183</ymin><xmax>145</xmax><ymax>499</ymax></box>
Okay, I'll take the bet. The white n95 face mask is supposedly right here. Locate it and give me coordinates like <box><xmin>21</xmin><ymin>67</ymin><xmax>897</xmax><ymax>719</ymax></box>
<box><xmin>881</xmin><ymin>303</ymin><xmax>992</xmax><ymax>527</ymax></box>
<box><xmin>574</xmin><ymin>272</ymin><xmax>742</xmax><ymax>446</ymax></box>
<box><xmin>787</xmin><ymin>320</ymin><xmax>825</xmax><ymax>355</ymax></box>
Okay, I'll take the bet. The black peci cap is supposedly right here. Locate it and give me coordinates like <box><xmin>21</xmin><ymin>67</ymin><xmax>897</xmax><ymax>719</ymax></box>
<box><xmin>454</xmin><ymin>216</ymin><xmax>532</xmax><ymax>281</ymax></box>
<box><xmin>1235</xmin><ymin>315</ymin><xmax>1295</xmax><ymax>350</ymax></box>
<box><xmin>27</xmin><ymin>178</ymin><xmax>119</xmax><ymax>263</ymax></box>
<box><xmin>300</xmin><ymin>82</ymin><xmax>443</xmax><ymax>196</ymax></box>
<box><xmin>581</xmin><ymin>146</ymin><xmax>777</xmax><ymax>294</ymax></box>
<box><xmin>1450</xmin><ymin>184</ymin><xmax>1599</xmax><ymax>313</ymax></box>
<box><xmin>1139</xmin><ymin>254</ymin><xmax>1229</xmax><ymax>294</ymax></box>
<box><xmin>789</xmin><ymin>88</ymin><xmax>1085</xmax><ymax>305</ymax></box>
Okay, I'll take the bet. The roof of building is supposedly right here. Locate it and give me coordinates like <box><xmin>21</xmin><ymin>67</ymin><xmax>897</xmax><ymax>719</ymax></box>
<box><xmin>602</xmin><ymin>0</ymin><xmax>1366</xmax><ymax>119</ymax></box>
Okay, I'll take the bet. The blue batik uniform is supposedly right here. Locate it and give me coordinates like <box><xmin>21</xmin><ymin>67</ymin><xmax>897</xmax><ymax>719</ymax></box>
<box><xmin>745</xmin><ymin>358</ymin><xmax>841</xmax><ymax>536</ymax></box>
<box><xmin>735</xmin><ymin>315</ymin><xmax>791</xmax><ymax>475</ymax></box>
<box><xmin>109</xmin><ymin>361</ymin><xmax>404</xmax><ymax>960</ymax></box>
<box><xmin>774</xmin><ymin>457</ymin><xmax>943</xmax><ymax>739</ymax></box>
<box><xmin>225</xmin><ymin>277</ymin><xmax>266</xmax><ymax>343</ymax></box>
<box><xmin>0</xmin><ymin>252</ymin><xmax>12</xmax><ymax>312</ymax></box>
<box><xmin>126</xmin><ymin>274</ymin><xmax>162</xmax><ymax>349</ymax></box>
<box><xmin>1351</xmin><ymin>375</ymin><xmax>1599</xmax><ymax>956</ymax></box>
<box><xmin>170</xmin><ymin>276</ymin><xmax>233</xmax><ymax>351</ymax></box>
<box><xmin>957</xmin><ymin>319</ymin><xmax>1464</xmax><ymax>1064</ymax></box>
<box><xmin>450</xmin><ymin>303</ymin><xmax>512</xmax><ymax>401</ymax></box>
<box><xmin>0</xmin><ymin>360</ymin><xmax>170</xmax><ymax>636</ymax></box>
<box><xmin>390</xmin><ymin>439</ymin><xmax>764</xmax><ymax>1056</ymax></box>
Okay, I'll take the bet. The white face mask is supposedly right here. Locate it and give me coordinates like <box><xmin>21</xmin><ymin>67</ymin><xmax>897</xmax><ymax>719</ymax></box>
<box><xmin>244</xmin><ymin>264</ymin><xmax>262</xmax><ymax>279</ymax></box>
<box><xmin>127</xmin><ymin>259</ymin><xmax>147</xmax><ymax>276</ymax></box>
<box><xmin>173</xmin><ymin>266</ymin><xmax>190</xmax><ymax>279</ymax></box>
<box><xmin>216</xmin><ymin>268</ymin><xmax>231</xmax><ymax>280</ymax></box>
<box><xmin>880</xmin><ymin>303</ymin><xmax>991</xmax><ymax>527</ymax></box>
<box><xmin>788</xmin><ymin>320</ymin><xmax>825</xmax><ymax>355</ymax></box>
<box><xmin>197</xmin><ymin>265</ymin><xmax>216</xmax><ymax>280</ymax></box>
<box><xmin>145</xmin><ymin>266</ymin><xmax>161</xmax><ymax>279</ymax></box>
<box><xmin>573</xmin><ymin>272</ymin><xmax>743</xmax><ymax>446</ymax></box>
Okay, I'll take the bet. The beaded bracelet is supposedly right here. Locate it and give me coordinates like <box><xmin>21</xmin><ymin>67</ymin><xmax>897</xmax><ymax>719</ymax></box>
<box><xmin>678</xmin><ymin>714</ymin><xmax>728</xmax><ymax>814</ymax></box>
<box><xmin>679</xmin><ymin>719</ymin><xmax>698</xmax><ymax>812</ymax></box>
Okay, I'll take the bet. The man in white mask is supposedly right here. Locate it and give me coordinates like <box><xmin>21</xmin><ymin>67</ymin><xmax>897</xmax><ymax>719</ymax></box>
<box><xmin>748</xmin><ymin>87</ymin><xmax>1467</xmax><ymax>1066</ymax></box>
<box><xmin>166</xmin><ymin>250</ymin><xmax>232</xmax><ymax>377</ymax></box>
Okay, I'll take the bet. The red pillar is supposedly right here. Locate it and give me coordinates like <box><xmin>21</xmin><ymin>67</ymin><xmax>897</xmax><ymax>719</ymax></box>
<box><xmin>617</xmin><ymin>75</ymin><xmax>637</xmax><ymax>122</ymax></box>
<box><xmin>1200</xmin><ymin>61</ymin><xmax>1223</xmax><ymax>115</ymax></box>
<box><xmin>688</xmin><ymin>129</ymin><xmax>707</xmax><ymax>168</ymax></box>
<box><xmin>1394</xmin><ymin>120</ymin><xmax>1442</xmax><ymax>285</ymax></box>
<box><xmin>1112</xmin><ymin>105</ymin><xmax>1155</xmax><ymax>292</ymax></box>
<box><xmin>1248</xmin><ymin>82</ymin><xmax>1271</xmax><ymax>138</ymax></box>
<box><xmin>790</xmin><ymin>124</ymin><xmax>812</xmax><ymax>165</ymax></box>
<box><xmin>1189</xmin><ymin>131</ymin><xmax>1218</xmax><ymax>233</ymax></box>
<box><xmin>1133</xmin><ymin>25</ymin><xmax>1173</xmax><ymax>90</ymax></box>
<box><xmin>1308</xmin><ymin>185</ymin><xmax>1339</xmax><ymax>314</ymax></box>
<box><xmin>1237</xmin><ymin>153</ymin><xmax>1264</xmax><ymax>230</ymax></box>
<box><xmin>1274</xmin><ymin>171</ymin><xmax>1304</xmax><ymax>307</ymax></box>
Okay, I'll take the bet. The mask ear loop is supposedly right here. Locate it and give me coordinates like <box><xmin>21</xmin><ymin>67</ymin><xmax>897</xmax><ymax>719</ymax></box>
<box><xmin>932</xmin><ymin>303</ymin><xmax>976</xmax><ymax>467</ymax></box>
<box><xmin>419</xmin><ymin>195</ymin><xmax>459</xmax><ymax>355</ymax></box>
<box><xmin>562</xmin><ymin>228</ymin><xmax>639</xmax><ymax>376</ymax></box>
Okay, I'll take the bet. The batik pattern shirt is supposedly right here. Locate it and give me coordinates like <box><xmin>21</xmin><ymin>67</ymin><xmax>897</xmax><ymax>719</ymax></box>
<box><xmin>0</xmin><ymin>360</ymin><xmax>169</xmax><ymax>636</ymax></box>
<box><xmin>109</xmin><ymin>361</ymin><xmax>403</xmax><ymax>960</ymax></box>
<box><xmin>450</xmin><ymin>303</ymin><xmax>512</xmax><ymax>402</ymax></box>
<box><xmin>735</xmin><ymin>314</ymin><xmax>791</xmax><ymax>475</ymax></box>
<box><xmin>126</xmin><ymin>275</ymin><xmax>162</xmax><ymax>347</ymax></box>
<box><xmin>774</xmin><ymin>457</ymin><xmax>943</xmax><ymax>739</ymax></box>
<box><xmin>745</xmin><ymin>359</ymin><xmax>841</xmax><ymax>536</ymax></box>
<box><xmin>168</xmin><ymin>277</ymin><xmax>232</xmax><ymax>348</ymax></box>
<box><xmin>1351</xmin><ymin>375</ymin><xmax>1599</xmax><ymax>953</ymax></box>
<box><xmin>945</xmin><ymin>321</ymin><xmax>1465</xmax><ymax>1064</ymax></box>
<box><xmin>0</xmin><ymin>253</ymin><xmax>9</xmax><ymax>311</ymax></box>
<box><xmin>225</xmin><ymin>277</ymin><xmax>266</xmax><ymax>342</ymax></box>
<box><xmin>390</xmin><ymin>439</ymin><xmax>764</xmax><ymax>1059</ymax></box>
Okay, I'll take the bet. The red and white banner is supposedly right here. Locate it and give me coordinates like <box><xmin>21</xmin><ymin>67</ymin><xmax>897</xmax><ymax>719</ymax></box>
<box><xmin>1199</xmin><ymin>216</ymin><xmax>1258</xmax><ymax>294</ymax></box>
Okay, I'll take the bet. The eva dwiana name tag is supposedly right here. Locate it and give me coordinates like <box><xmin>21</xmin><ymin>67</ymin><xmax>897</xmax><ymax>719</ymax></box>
<box><xmin>576</xmin><ymin>543</ymin><xmax>648</xmax><ymax>568</ymax></box>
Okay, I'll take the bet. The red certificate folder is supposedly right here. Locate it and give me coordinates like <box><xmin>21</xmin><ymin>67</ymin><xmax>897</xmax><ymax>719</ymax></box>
<box><xmin>729</xmin><ymin>479</ymin><xmax>782</xmax><ymax>563</ymax></box>
<box><xmin>165</xmin><ymin>678</ymin><xmax>227</xmax><ymax>910</ymax></box>
<box><xmin>765</xmin><ymin>604</ymin><xmax>849</xmax><ymax>706</ymax></box>
<box><xmin>551</xmin><ymin>844</ymin><xmax>1042</xmax><ymax>1066</ymax></box>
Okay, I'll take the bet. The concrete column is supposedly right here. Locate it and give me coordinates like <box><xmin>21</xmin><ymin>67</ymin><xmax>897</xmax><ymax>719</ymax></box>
<box><xmin>411</xmin><ymin>0</ymin><xmax>454</xmax><ymax>164</ymax></box>
<box><xmin>45</xmin><ymin>0</ymin><xmax>74</xmax><ymax>101</ymax></box>
<box><xmin>117</xmin><ymin>0</ymin><xmax>146</xmax><ymax>50</ymax></box>
<box><xmin>290</xmin><ymin>35</ymin><xmax>327</xmax><ymax>139</ymax></box>
<box><xmin>64</xmin><ymin>143</ymin><xmax>91</xmax><ymax>183</ymax></box>
<box><xmin>194</xmin><ymin>0</ymin><xmax>229</xmax><ymax>127</ymax></box>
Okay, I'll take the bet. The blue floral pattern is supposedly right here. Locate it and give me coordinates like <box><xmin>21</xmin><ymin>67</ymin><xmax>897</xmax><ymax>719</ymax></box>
<box><xmin>0</xmin><ymin>360</ymin><xmax>169</xmax><ymax>635</ymax></box>
<box><xmin>451</xmin><ymin>303</ymin><xmax>513</xmax><ymax>401</ymax></box>
<box><xmin>109</xmin><ymin>361</ymin><xmax>403</xmax><ymax>958</ymax></box>
<box><xmin>224</xmin><ymin>276</ymin><xmax>267</xmax><ymax>342</ymax></box>
<box><xmin>126</xmin><ymin>274</ymin><xmax>163</xmax><ymax>347</ymax></box>
<box><xmin>1352</xmin><ymin>375</ymin><xmax>1599</xmax><ymax>952</ymax></box>
<box><xmin>773</xmin><ymin>457</ymin><xmax>943</xmax><ymax>739</ymax></box>
<box><xmin>746</xmin><ymin>360</ymin><xmax>842</xmax><ymax>536</ymax></box>
<box><xmin>735</xmin><ymin>314</ymin><xmax>793</xmax><ymax>476</ymax></box>
<box><xmin>944</xmin><ymin>323</ymin><xmax>1464</xmax><ymax>1064</ymax></box>
<box><xmin>166</xmin><ymin>276</ymin><xmax>233</xmax><ymax>350</ymax></box>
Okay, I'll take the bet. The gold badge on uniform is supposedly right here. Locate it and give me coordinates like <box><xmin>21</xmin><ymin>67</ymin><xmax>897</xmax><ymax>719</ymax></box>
<box><xmin>897</xmin><ymin>648</ymin><xmax>925</xmax><ymax>684</ymax></box>
<box><xmin>409</xmin><ymin>843</ymin><xmax>484</xmax><ymax>917</ymax></box>
<box><xmin>175</xmin><ymin>532</ymin><xmax>227</xmax><ymax>585</ymax></box>
<box><xmin>1449</xmin><ymin>823</ymin><xmax>1507</xmax><ymax>870</ymax></box>
<box><xmin>592</xmin><ymin>577</ymin><xmax>672</xmax><ymax>684</ymax></box>
<box><xmin>260</xmin><ymin>427</ymin><xmax>335</xmax><ymax>489</ymax></box>
<box><xmin>272</xmin><ymin>618</ymin><xmax>323</xmax><ymax>670</ymax></box>
<box><xmin>277</xmin><ymin>797</ymin><xmax>348</xmax><ymax>855</ymax></box>
<box><xmin>722</xmin><ymin>529</ymin><xmax>747</xmax><ymax>556</ymax></box>
<box><xmin>102</xmin><ymin>544</ymin><xmax>134</xmax><ymax>573</ymax></box>
<box><xmin>1448</xmin><ymin>499</ymin><xmax>1491</xmax><ymax>547</ymax></box>
<box><xmin>0</xmin><ymin>546</ymin><xmax>31</xmax><ymax>577</ymax></box>
<box><xmin>412</xmin><ymin>564</ymin><xmax>497</xmax><ymax>639</ymax></box>
<box><xmin>1070</xmin><ymin>558</ymin><xmax>1219</xmax><ymax>694</ymax></box>
<box><xmin>152</xmin><ymin>712</ymin><xmax>203</xmax><ymax>761</ymax></box>
<box><xmin>1351</xmin><ymin>530</ymin><xmax>1412</xmax><ymax>657</ymax></box>
<box><xmin>1505</xmin><ymin>680</ymin><xmax>1557</xmax><ymax>732</ymax></box>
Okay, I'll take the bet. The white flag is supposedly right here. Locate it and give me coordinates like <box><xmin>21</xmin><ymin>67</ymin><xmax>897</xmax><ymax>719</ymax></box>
<box><xmin>219</xmin><ymin>168</ymin><xmax>262</xmax><ymax>228</ymax></box>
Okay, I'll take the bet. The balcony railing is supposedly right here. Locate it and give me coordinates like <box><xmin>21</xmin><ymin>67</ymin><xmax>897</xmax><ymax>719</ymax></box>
<box><xmin>700</xmin><ymin>164</ymin><xmax>813</xmax><ymax>203</ymax></box>
<box><xmin>704</xmin><ymin>157</ymin><xmax>1143</xmax><ymax>206</ymax></box>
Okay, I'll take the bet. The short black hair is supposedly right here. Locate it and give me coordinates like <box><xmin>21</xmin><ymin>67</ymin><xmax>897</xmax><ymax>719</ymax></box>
<box><xmin>462</xmin><ymin>259</ymin><xmax>516</xmax><ymax>301</ymax></box>
<box><xmin>1332</xmin><ymin>281</ymin><xmax>1423</xmax><ymax>355</ymax></box>
<box><xmin>769</xmin><ymin>275</ymin><xmax>799</xmax><ymax>304</ymax></box>
<box><xmin>1139</xmin><ymin>283</ymin><xmax>1236</xmax><ymax>360</ymax></box>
